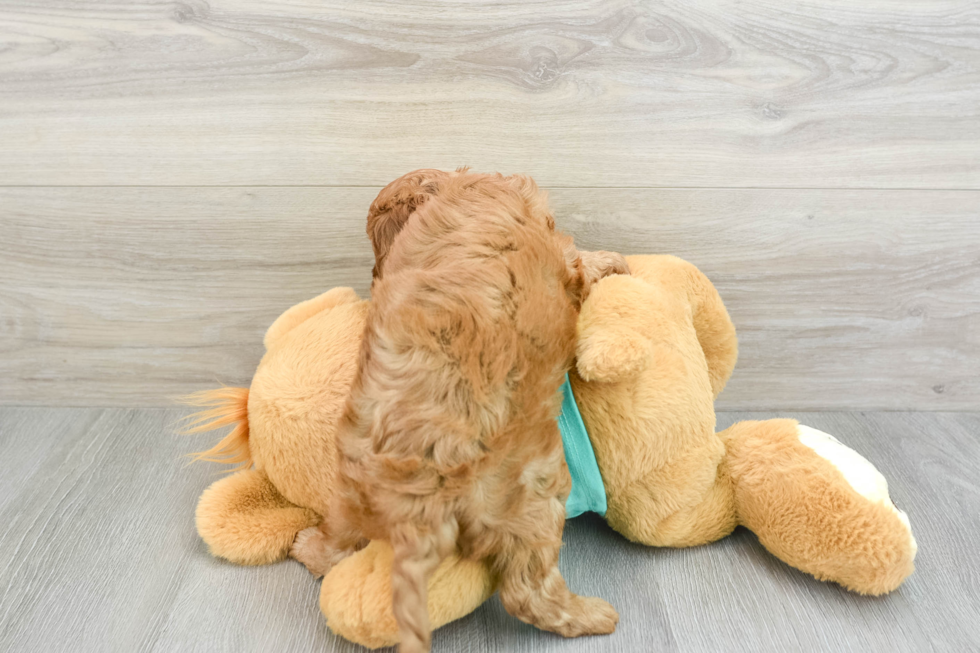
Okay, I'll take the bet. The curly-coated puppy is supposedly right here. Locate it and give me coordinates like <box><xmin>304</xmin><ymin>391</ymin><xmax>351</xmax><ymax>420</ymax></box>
<box><xmin>293</xmin><ymin>169</ymin><xmax>626</xmax><ymax>652</ymax></box>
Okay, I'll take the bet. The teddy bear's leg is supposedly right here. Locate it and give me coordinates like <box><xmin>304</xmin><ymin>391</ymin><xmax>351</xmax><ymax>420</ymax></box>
<box><xmin>603</xmin><ymin>433</ymin><xmax>741</xmax><ymax>549</ymax></box>
<box><xmin>319</xmin><ymin>541</ymin><xmax>497</xmax><ymax>650</ymax></box>
<box><xmin>195</xmin><ymin>468</ymin><xmax>320</xmax><ymax>566</ymax></box>
<box><xmin>721</xmin><ymin>419</ymin><xmax>916</xmax><ymax>595</ymax></box>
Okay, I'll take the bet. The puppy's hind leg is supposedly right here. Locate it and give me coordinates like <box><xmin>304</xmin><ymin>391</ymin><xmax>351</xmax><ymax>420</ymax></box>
<box><xmin>290</xmin><ymin>524</ymin><xmax>360</xmax><ymax>578</ymax></box>
<box><xmin>290</xmin><ymin>499</ymin><xmax>365</xmax><ymax>578</ymax></box>
<box><xmin>496</xmin><ymin>496</ymin><xmax>618</xmax><ymax>638</ymax></box>
<box><xmin>390</xmin><ymin>518</ymin><xmax>459</xmax><ymax>653</ymax></box>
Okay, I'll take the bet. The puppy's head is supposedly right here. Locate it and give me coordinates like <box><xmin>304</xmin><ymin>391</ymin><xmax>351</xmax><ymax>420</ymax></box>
<box><xmin>367</xmin><ymin>168</ymin><xmax>465</xmax><ymax>280</ymax></box>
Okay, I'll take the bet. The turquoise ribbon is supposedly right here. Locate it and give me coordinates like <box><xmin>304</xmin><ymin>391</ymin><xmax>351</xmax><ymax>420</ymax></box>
<box><xmin>557</xmin><ymin>374</ymin><xmax>607</xmax><ymax>518</ymax></box>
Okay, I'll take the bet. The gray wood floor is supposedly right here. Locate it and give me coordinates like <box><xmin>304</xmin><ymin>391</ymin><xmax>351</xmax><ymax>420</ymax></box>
<box><xmin>1</xmin><ymin>408</ymin><xmax>977</xmax><ymax>652</ymax></box>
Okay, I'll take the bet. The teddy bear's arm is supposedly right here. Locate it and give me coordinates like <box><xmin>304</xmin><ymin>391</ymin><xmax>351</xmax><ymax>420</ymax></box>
<box><xmin>575</xmin><ymin>274</ymin><xmax>657</xmax><ymax>383</ymax></box>
<box><xmin>196</xmin><ymin>469</ymin><xmax>319</xmax><ymax>566</ymax></box>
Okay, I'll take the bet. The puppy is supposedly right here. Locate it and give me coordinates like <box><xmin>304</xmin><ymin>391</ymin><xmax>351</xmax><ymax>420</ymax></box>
<box><xmin>293</xmin><ymin>169</ymin><xmax>626</xmax><ymax>652</ymax></box>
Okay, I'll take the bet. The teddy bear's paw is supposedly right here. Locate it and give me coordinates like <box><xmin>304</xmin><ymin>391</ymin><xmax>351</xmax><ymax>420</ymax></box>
<box><xmin>576</xmin><ymin>328</ymin><xmax>652</xmax><ymax>383</ymax></box>
<box><xmin>290</xmin><ymin>526</ymin><xmax>357</xmax><ymax>578</ymax></box>
<box><xmin>796</xmin><ymin>424</ymin><xmax>916</xmax><ymax>557</ymax></box>
<box><xmin>557</xmin><ymin>595</ymin><xmax>619</xmax><ymax>638</ymax></box>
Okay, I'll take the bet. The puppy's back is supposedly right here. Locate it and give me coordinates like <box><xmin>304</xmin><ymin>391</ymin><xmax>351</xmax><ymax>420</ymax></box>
<box><xmin>341</xmin><ymin>173</ymin><xmax>580</xmax><ymax>511</ymax></box>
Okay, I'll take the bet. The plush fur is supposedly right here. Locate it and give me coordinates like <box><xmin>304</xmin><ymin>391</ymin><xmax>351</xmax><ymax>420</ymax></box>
<box><xmin>185</xmin><ymin>255</ymin><xmax>916</xmax><ymax>649</ymax></box>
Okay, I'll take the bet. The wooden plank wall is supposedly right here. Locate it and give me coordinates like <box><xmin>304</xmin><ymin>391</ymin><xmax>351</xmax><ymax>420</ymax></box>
<box><xmin>1</xmin><ymin>1</ymin><xmax>978</xmax><ymax>409</ymax></box>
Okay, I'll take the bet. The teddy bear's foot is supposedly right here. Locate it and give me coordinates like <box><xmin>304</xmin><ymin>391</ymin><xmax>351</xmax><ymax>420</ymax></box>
<box><xmin>320</xmin><ymin>540</ymin><xmax>497</xmax><ymax>649</ymax></box>
<box><xmin>724</xmin><ymin>418</ymin><xmax>917</xmax><ymax>595</ymax></box>
<box><xmin>796</xmin><ymin>424</ymin><xmax>916</xmax><ymax>553</ymax></box>
<box><xmin>195</xmin><ymin>469</ymin><xmax>319</xmax><ymax>566</ymax></box>
<box><xmin>290</xmin><ymin>525</ymin><xmax>364</xmax><ymax>578</ymax></box>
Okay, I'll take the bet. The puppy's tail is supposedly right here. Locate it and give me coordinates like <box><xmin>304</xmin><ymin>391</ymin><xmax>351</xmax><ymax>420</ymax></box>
<box><xmin>178</xmin><ymin>386</ymin><xmax>251</xmax><ymax>472</ymax></box>
<box><xmin>390</xmin><ymin>518</ymin><xmax>458</xmax><ymax>653</ymax></box>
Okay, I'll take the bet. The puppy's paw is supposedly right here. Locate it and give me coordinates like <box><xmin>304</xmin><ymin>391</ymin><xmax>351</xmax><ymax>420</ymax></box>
<box><xmin>560</xmin><ymin>596</ymin><xmax>619</xmax><ymax>637</ymax></box>
<box><xmin>290</xmin><ymin>526</ymin><xmax>334</xmax><ymax>578</ymax></box>
<box><xmin>579</xmin><ymin>250</ymin><xmax>629</xmax><ymax>285</ymax></box>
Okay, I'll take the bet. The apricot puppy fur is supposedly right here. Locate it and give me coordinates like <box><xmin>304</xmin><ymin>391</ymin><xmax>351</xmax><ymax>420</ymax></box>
<box><xmin>292</xmin><ymin>169</ymin><xmax>624</xmax><ymax>652</ymax></box>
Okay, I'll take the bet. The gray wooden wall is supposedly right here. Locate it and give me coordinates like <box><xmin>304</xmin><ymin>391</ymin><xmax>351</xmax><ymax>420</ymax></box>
<box><xmin>1</xmin><ymin>1</ymin><xmax>978</xmax><ymax>410</ymax></box>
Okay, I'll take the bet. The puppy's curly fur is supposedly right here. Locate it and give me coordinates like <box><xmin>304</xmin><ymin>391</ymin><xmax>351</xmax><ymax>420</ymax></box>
<box><xmin>293</xmin><ymin>169</ymin><xmax>624</xmax><ymax>652</ymax></box>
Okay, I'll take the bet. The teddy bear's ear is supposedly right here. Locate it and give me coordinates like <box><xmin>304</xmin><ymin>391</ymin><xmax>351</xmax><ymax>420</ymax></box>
<box><xmin>575</xmin><ymin>275</ymin><xmax>655</xmax><ymax>383</ymax></box>
<box><xmin>263</xmin><ymin>287</ymin><xmax>360</xmax><ymax>351</ymax></box>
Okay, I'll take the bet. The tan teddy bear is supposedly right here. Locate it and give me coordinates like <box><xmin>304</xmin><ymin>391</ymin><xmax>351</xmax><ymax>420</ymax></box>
<box><xmin>186</xmin><ymin>254</ymin><xmax>916</xmax><ymax>649</ymax></box>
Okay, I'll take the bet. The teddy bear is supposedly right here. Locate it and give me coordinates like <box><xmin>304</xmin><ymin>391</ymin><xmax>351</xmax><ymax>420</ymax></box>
<box><xmin>185</xmin><ymin>254</ymin><xmax>916</xmax><ymax>649</ymax></box>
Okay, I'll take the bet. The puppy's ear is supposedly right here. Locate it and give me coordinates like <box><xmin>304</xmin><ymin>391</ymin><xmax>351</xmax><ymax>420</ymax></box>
<box><xmin>559</xmin><ymin>237</ymin><xmax>588</xmax><ymax>309</ymax></box>
<box><xmin>367</xmin><ymin>169</ymin><xmax>451</xmax><ymax>280</ymax></box>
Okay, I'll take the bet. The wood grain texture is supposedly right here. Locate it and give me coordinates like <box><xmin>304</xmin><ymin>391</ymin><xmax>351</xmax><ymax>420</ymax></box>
<box><xmin>1</xmin><ymin>408</ymin><xmax>977</xmax><ymax>651</ymax></box>
<box><xmin>1</xmin><ymin>0</ymin><xmax>978</xmax><ymax>187</ymax></box>
<box><xmin>2</xmin><ymin>187</ymin><xmax>977</xmax><ymax>409</ymax></box>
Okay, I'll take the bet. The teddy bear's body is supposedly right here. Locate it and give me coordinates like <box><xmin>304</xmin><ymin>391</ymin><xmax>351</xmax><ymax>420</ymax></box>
<box><xmin>188</xmin><ymin>255</ymin><xmax>916</xmax><ymax>649</ymax></box>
